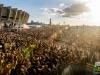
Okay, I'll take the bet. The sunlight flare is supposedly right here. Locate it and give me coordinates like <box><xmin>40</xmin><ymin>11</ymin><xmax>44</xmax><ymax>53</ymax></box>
<box><xmin>87</xmin><ymin>0</ymin><xmax>100</xmax><ymax>24</ymax></box>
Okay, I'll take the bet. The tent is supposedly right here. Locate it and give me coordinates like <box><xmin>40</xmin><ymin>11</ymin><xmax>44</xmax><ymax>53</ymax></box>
<box><xmin>16</xmin><ymin>24</ymin><xmax>30</xmax><ymax>29</ymax></box>
<box><xmin>0</xmin><ymin>23</ymin><xmax>4</xmax><ymax>29</ymax></box>
<box><xmin>20</xmin><ymin>24</ymin><xmax>30</xmax><ymax>29</ymax></box>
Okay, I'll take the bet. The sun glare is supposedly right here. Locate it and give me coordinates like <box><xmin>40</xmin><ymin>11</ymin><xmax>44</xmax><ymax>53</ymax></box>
<box><xmin>87</xmin><ymin>0</ymin><xmax>100</xmax><ymax>24</ymax></box>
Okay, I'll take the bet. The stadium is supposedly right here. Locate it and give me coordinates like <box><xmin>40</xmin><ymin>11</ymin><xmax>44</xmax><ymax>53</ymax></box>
<box><xmin>0</xmin><ymin>4</ymin><xmax>29</xmax><ymax>29</ymax></box>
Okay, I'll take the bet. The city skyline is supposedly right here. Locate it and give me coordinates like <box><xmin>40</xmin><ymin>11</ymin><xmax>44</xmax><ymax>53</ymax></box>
<box><xmin>0</xmin><ymin>0</ymin><xmax>100</xmax><ymax>25</ymax></box>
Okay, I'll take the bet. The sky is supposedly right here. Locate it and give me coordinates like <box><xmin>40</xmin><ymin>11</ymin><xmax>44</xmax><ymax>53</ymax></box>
<box><xmin>0</xmin><ymin>0</ymin><xmax>100</xmax><ymax>25</ymax></box>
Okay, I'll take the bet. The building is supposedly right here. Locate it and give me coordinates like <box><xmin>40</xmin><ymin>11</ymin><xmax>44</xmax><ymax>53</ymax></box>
<box><xmin>27</xmin><ymin>20</ymin><xmax>45</xmax><ymax>25</ymax></box>
<box><xmin>0</xmin><ymin>4</ymin><xmax>29</xmax><ymax>29</ymax></box>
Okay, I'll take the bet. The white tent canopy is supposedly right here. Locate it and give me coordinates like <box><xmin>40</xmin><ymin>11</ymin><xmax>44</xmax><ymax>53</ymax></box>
<box><xmin>16</xmin><ymin>24</ymin><xmax>30</xmax><ymax>29</ymax></box>
<box><xmin>0</xmin><ymin>23</ymin><xmax>4</xmax><ymax>29</ymax></box>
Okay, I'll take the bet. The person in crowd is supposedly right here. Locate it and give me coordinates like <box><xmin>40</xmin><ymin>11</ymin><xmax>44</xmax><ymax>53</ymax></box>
<box><xmin>0</xmin><ymin>26</ymin><xmax>97</xmax><ymax>75</ymax></box>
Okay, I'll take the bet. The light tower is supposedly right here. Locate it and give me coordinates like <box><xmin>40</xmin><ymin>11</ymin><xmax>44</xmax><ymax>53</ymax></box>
<box><xmin>50</xmin><ymin>18</ymin><xmax>51</xmax><ymax>25</ymax></box>
<box><xmin>63</xmin><ymin>21</ymin><xmax>65</xmax><ymax>25</ymax></box>
<box><xmin>59</xmin><ymin>22</ymin><xmax>60</xmax><ymax>25</ymax></box>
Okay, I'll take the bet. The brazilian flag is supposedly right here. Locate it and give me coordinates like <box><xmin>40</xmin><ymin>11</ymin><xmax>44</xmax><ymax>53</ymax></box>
<box><xmin>93</xmin><ymin>66</ymin><xmax>100</xmax><ymax>72</ymax></box>
<box><xmin>21</xmin><ymin>44</ymin><xmax>36</xmax><ymax>59</ymax></box>
<box><xmin>23</xmin><ymin>47</ymin><xmax>30</xmax><ymax>59</ymax></box>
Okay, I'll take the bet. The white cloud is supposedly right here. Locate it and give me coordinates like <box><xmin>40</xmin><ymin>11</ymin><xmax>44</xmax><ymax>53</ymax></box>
<box><xmin>59</xmin><ymin>3</ymin><xmax>68</xmax><ymax>8</ymax></box>
<box><xmin>40</xmin><ymin>1</ymin><xmax>90</xmax><ymax>18</ymax></box>
<box><xmin>59</xmin><ymin>3</ymin><xmax>64</xmax><ymax>7</ymax></box>
<box><xmin>74</xmin><ymin>0</ymin><xmax>90</xmax><ymax>2</ymax></box>
<box><xmin>62</xmin><ymin>3</ymin><xmax>90</xmax><ymax>17</ymax></box>
<box><xmin>40</xmin><ymin>8</ymin><xmax>59</xmax><ymax>18</ymax></box>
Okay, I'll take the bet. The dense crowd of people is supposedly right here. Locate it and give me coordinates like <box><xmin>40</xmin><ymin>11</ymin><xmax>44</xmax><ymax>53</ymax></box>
<box><xmin>0</xmin><ymin>25</ymin><xmax>100</xmax><ymax>75</ymax></box>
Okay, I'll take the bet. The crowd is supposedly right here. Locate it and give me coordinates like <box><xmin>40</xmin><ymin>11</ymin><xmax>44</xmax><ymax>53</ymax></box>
<box><xmin>0</xmin><ymin>26</ymin><xmax>100</xmax><ymax>75</ymax></box>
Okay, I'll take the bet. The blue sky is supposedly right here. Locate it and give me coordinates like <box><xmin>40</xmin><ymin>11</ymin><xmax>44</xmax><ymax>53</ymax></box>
<box><xmin>0</xmin><ymin>0</ymin><xmax>99</xmax><ymax>25</ymax></box>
